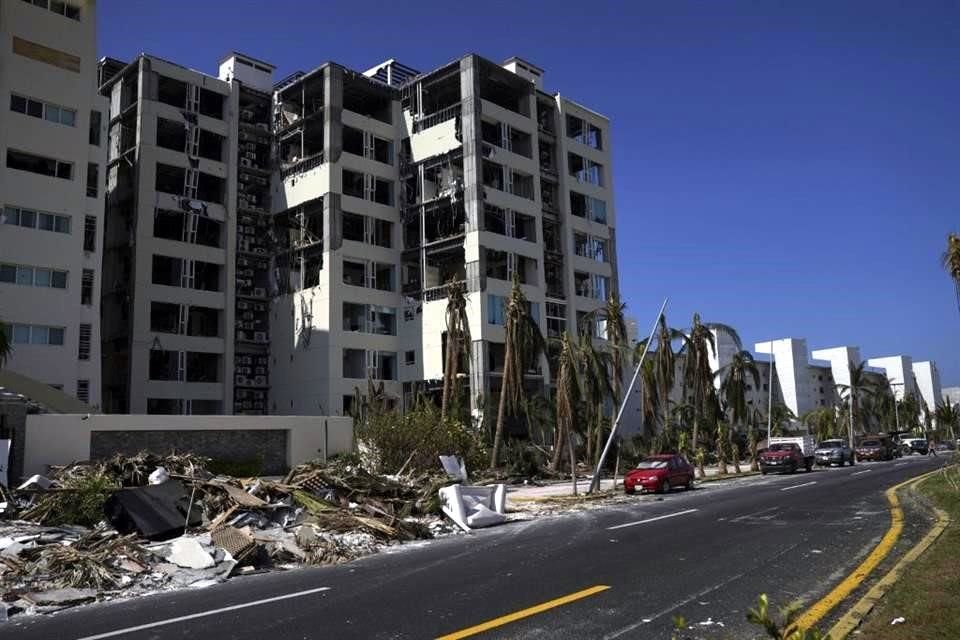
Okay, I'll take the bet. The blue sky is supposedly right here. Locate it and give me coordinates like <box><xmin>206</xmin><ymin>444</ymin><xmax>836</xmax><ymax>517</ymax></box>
<box><xmin>99</xmin><ymin>1</ymin><xmax>959</xmax><ymax>386</ymax></box>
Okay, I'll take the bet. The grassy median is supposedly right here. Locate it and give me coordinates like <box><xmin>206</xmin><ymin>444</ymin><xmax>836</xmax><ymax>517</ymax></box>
<box><xmin>856</xmin><ymin>462</ymin><xmax>960</xmax><ymax>639</ymax></box>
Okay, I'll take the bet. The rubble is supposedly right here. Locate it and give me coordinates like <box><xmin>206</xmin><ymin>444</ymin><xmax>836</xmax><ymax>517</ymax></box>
<box><xmin>0</xmin><ymin>452</ymin><xmax>463</xmax><ymax>619</ymax></box>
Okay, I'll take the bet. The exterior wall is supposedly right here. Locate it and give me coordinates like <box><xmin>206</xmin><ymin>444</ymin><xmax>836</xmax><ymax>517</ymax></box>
<box><xmin>22</xmin><ymin>413</ymin><xmax>353</xmax><ymax>476</ymax></box>
<box><xmin>0</xmin><ymin>0</ymin><xmax>106</xmax><ymax>406</ymax></box>
<box><xmin>866</xmin><ymin>355</ymin><xmax>917</xmax><ymax>400</ymax></box>
<box><xmin>90</xmin><ymin>429</ymin><xmax>287</xmax><ymax>474</ymax></box>
<box><xmin>912</xmin><ymin>361</ymin><xmax>943</xmax><ymax>413</ymax></box>
<box><xmin>100</xmin><ymin>54</ymin><xmax>237</xmax><ymax>414</ymax></box>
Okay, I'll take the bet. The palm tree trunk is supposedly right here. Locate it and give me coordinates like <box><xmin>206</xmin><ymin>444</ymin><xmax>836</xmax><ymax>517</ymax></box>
<box><xmin>567</xmin><ymin>420</ymin><xmax>578</xmax><ymax>495</ymax></box>
<box><xmin>550</xmin><ymin>421</ymin><xmax>565</xmax><ymax>470</ymax></box>
<box><xmin>441</xmin><ymin>341</ymin><xmax>456</xmax><ymax>420</ymax></box>
<box><xmin>585</xmin><ymin>407</ymin><xmax>594</xmax><ymax>464</ymax></box>
<box><xmin>490</xmin><ymin>346</ymin><xmax>514</xmax><ymax>469</ymax></box>
<box><xmin>595</xmin><ymin>408</ymin><xmax>604</xmax><ymax>466</ymax></box>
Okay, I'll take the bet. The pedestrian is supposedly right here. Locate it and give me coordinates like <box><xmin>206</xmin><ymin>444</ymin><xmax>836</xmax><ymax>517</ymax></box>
<box><xmin>927</xmin><ymin>439</ymin><xmax>937</xmax><ymax>456</ymax></box>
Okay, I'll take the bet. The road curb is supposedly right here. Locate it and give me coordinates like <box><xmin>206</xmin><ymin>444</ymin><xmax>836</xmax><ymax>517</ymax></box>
<box><xmin>790</xmin><ymin>466</ymin><xmax>949</xmax><ymax>635</ymax></box>
<box><xmin>825</xmin><ymin>477</ymin><xmax>951</xmax><ymax>639</ymax></box>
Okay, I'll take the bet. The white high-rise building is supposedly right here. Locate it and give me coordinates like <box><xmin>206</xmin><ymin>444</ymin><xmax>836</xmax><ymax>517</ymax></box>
<box><xmin>912</xmin><ymin>360</ymin><xmax>942</xmax><ymax>414</ymax></box>
<box><xmin>0</xmin><ymin>0</ymin><xmax>107</xmax><ymax>407</ymax></box>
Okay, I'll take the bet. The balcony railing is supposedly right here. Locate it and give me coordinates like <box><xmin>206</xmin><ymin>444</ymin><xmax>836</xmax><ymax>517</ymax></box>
<box><xmin>412</xmin><ymin>104</ymin><xmax>461</xmax><ymax>133</ymax></box>
<box><xmin>280</xmin><ymin>152</ymin><xmax>325</xmax><ymax>180</ymax></box>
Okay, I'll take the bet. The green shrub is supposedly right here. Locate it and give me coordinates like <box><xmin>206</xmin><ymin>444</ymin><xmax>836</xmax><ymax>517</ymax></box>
<box><xmin>356</xmin><ymin>401</ymin><xmax>487</xmax><ymax>476</ymax></box>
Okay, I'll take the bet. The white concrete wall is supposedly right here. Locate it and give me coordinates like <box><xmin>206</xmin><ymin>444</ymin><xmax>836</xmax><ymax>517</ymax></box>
<box><xmin>912</xmin><ymin>361</ymin><xmax>942</xmax><ymax>412</ymax></box>
<box><xmin>866</xmin><ymin>355</ymin><xmax>917</xmax><ymax>400</ymax></box>
<box><xmin>22</xmin><ymin>413</ymin><xmax>353</xmax><ymax>476</ymax></box>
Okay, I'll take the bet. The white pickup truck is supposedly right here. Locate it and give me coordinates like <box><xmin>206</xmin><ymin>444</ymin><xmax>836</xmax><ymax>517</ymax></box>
<box><xmin>760</xmin><ymin>436</ymin><xmax>816</xmax><ymax>474</ymax></box>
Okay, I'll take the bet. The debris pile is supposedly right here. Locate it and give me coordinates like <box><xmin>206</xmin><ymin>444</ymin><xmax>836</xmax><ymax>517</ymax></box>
<box><xmin>1</xmin><ymin>453</ymin><xmax>459</xmax><ymax>618</ymax></box>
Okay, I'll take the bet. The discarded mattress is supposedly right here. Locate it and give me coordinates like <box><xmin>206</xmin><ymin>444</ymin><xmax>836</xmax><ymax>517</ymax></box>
<box><xmin>439</xmin><ymin>484</ymin><xmax>507</xmax><ymax>531</ymax></box>
<box><xmin>104</xmin><ymin>480</ymin><xmax>202</xmax><ymax>540</ymax></box>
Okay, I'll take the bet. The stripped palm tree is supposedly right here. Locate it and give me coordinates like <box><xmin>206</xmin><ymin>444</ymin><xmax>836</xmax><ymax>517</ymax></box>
<box><xmin>935</xmin><ymin>402</ymin><xmax>959</xmax><ymax>441</ymax></box>
<box><xmin>802</xmin><ymin>406</ymin><xmax>840</xmax><ymax>442</ymax></box>
<box><xmin>716</xmin><ymin>350</ymin><xmax>761</xmax><ymax>438</ymax></box>
<box><xmin>633</xmin><ymin>314</ymin><xmax>681</xmax><ymax>445</ymax></box>
<box><xmin>555</xmin><ymin>331</ymin><xmax>581</xmax><ymax>494</ymax></box>
<box><xmin>575</xmin><ymin>331</ymin><xmax>613</xmax><ymax>467</ymax></box>
<box><xmin>490</xmin><ymin>276</ymin><xmax>546</xmax><ymax>468</ymax></box>
<box><xmin>441</xmin><ymin>280</ymin><xmax>471</xmax><ymax>420</ymax></box>
<box><xmin>583</xmin><ymin>291</ymin><xmax>628</xmax><ymax>403</ymax></box>
<box><xmin>677</xmin><ymin>313</ymin><xmax>742</xmax><ymax>458</ymax></box>
<box><xmin>942</xmin><ymin>231</ymin><xmax>960</xmax><ymax>314</ymax></box>
<box><xmin>835</xmin><ymin>360</ymin><xmax>877</xmax><ymax>447</ymax></box>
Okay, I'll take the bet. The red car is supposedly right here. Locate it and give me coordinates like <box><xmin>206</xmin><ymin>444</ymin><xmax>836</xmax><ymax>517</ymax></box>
<box><xmin>624</xmin><ymin>454</ymin><xmax>695</xmax><ymax>494</ymax></box>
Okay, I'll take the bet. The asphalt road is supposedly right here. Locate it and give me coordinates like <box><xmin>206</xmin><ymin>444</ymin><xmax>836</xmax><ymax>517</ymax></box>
<box><xmin>3</xmin><ymin>455</ymin><xmax>948</xmax><ymax>640</ymax></box>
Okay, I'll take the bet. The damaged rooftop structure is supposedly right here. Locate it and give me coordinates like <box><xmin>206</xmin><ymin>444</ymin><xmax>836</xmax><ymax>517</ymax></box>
<box><xmin>95</xmin><ymin>51</ymin><xmax>617</xmax><ymax>422</ymax></box>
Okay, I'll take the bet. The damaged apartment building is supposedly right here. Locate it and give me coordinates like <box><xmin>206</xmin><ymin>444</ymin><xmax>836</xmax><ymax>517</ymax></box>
<box><xmin>96</xmin><ymin>51</ymin><xmax>617</xmax><ymax>418</ymax></box>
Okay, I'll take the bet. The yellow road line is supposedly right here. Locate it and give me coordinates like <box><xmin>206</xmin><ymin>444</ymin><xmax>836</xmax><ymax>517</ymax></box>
<box><xmin>827</xmin><ymin>499</ymin><xmax>951</xmax><ymax>639</ymax></box>
<box><xmin>435</xmin><ymin>585</ymin><xmax>610</xmax><ymax>640</ymax></box>
<box><xmin>790</xmin><ymin>468</ymin><xmax>944</xmax><ymax>633</ymax></box>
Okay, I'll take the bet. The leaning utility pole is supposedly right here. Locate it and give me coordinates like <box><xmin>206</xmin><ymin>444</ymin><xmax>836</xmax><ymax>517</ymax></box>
<box><xmin>588</xmin><ymin>298</ymin><xmax>668</xmax><ymax>494</ymax></box>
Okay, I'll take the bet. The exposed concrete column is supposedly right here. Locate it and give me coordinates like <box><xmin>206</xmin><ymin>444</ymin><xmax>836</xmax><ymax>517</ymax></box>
<box><xmin>324</xmin><ymin>66</ymin><xmax>343</xmax><ymax>165</ymax></box>
<box><xmin>469</xmin><ymin>338</ymin><xmax>488</xmax><ymax>428</ymax></box>
<box><xmin>459</xmin><ymin>56</ymin><xmax>484</xmax><ymax>294</ymax></box>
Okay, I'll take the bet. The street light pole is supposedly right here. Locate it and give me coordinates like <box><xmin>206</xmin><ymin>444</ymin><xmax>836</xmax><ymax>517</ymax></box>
<box><xmin>766</xmin><ymin>340</ymin><xmax>774</xmax><ymax>442</ymax></box>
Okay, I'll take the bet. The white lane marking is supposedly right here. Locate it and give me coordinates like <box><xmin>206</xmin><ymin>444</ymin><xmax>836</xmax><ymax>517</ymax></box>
<box><xmin>780</xmin><ymin>481</ymin><xmax>817</xmax><ymax>491</ymax></box>
<box><xmin>850</xmin><ymin>469</ymin><xmax>873</xmax><ymax>476</ymax></box>
<box><xmin>894</xmin><ymin>462</ymin><xmax>908</xmax><ymax>467</ymax></box>
<box><xmin>606</xmin><ymin>509</ymin><xmax>699</xmax><ymax>531</ymax></box>
<box><xmin>602</xmin><ymin>571</ymin><xmax>746</xmax><ymax>639</ymax></box>
<box><xmin>76</xmin><ymin>586</ymin><xmax>332</xmax><ymax>640</ymax></box>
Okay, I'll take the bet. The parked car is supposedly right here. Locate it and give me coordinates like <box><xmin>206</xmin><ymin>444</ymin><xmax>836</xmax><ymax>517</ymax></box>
<box><xmin>624</xmin><ymin>454</ymin><xmax>694</xmax><ymax>494</ymax></box>
<box><xmin>814</xmin><ymin>439</ymin><xmax>855</xmax><ymax>466</ymax></box>
<box><xmin>855</xmin><ymin>437</ymin><xmax>896</xmax><ymax>461</ymax></box>
<box><xmin>760</xmin><ymin>436</ymin><xmax>815</xmax><ymax>474</ymax></box>
<box><xmin>901</xmin><ymin>437</ymin><xmax>929</xmax><ymax>455</ymax></box>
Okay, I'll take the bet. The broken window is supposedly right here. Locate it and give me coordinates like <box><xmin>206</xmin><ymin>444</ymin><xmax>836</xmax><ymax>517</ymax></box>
<box><xmin>537</xmin><ymin>101</ymin><xmax>555</xmax><ymax>133</ymax></box>
<box><xmin>542</xmin><ymin>219</ymin><xmax>562</xmax><ymax>253</ymax></box>
<box><xmin>194</xmin><ymin>261</ymin><xmax>221</xmax><ymax>291</ymax></box>
<box><xmin>198</xmin><ymin>88</ymin><xmax>224</xmax><ymax>120</ymax></box>
<box><xmin>198</xmin><ymin>129</ymin><xmax>223</xmax><ymax>162</ymax></box>
<box><xmin>186</xmin><ymin>351</ymin><xmax>219</xmax><ymax>382</ymax></box>
<box><xmin>342</xmin><ymin>78</ymin><xmax>393</xmax><ymax>124</ymax></box>
<box><xmin>197</xmin><ymin>172</ymin><xmax>224</xmax><ymax>204</ymax></box>
<box><xmin>485</xmin><ymin>205</ymin><xmax>507</xmax><ymax>235</ymax></box>
<box><xmin>149</xmin><ymin>349</ymin><xmax>181</xmax><ymax>381</ymax></box>
<box><xmin>569</xmin><ymin>191</ymin><xmax>587</xmax><ymax>218</ymax></box>
<box><xmin>424</xmin><ymin>246</ymin><xmax>465</xmax><ymax>289</ymax></box>
<box><xmin>151</xmin><ymin>254</ymin><xmax>183</xmax><ymax>287</ymax></box>
<box><xmin>370</xmin><ymin>306</ymin><xmax>397</xmax><ymax>336</ymax></box>
<box><xmin>374</xmin><ymin>263</ymin><xmax>395</xmax><ymax>291</ymax></box>
<box><xmin>482</xmin><ymin>161</ymin><xmax>503</xmax><ymax>191</ymax></box>
<box><xmin>514</xmin><ymin>212</ymin><xmax>535</xmax><ymax>241</ymax></box>
<box><xmin>485</xmin><ymin>249</ymin><xmax>509</xmax><ymax>281</ymax></box>
<box><xmin>343</xmin><ymin>169</ymin><xmax>364</xmax><ymax>199</ymax></box>
<box><xmin>374</xmin><ymin>219</ymin><xmax>392</xmax><ymax>248</ymax></box>
<box><xmin>156</xmin><ymin>117</ymin><xmax>186</xmax><ymax>153</ymax></box>
<box><xmin>343</xmin><ymin>126</ymin><xmax>364</xmax><ymax>157</ymax></box>
<box><xmin>509</xmin><ymin>127</ymin><xmax>532</xmax><ymax>158</ymax></box>
<box><xmin>150</xmin><ymin>301</ymin><xmax>181</xmax><ymax>334</ymax></box>
<box><xmin>86</xmin><ymin>163</ymin><xmax>99</xmax><ymax>198</ymax></box>
<box><xmin>196</xmin><ymin>217</ymin><xmax>222</xmax><ymax>248</ymax></box>
<box><xmin>568</xmin><ymin>153</ymin><xmax>603</xmax><ymax>186</ymax></box>
<box><xmin>155</xmin><ymin>163</ymin><xmax>185</xmax><ymax>195</ymax></box>
<box><xmin>487</xmin><ymin>294</ymin><xmax>506</xmax><ymax>325</ymax></box>
<box><xmin>539</xmin><ymin>140</ymin><xmax>555</xmax><ymax>173</ymax></box>
<box><xmin>589</xmin><ymin>196</ymin><xmax>607</xmax><ymax>224</ymax></box>
<box><xmin>373</xmin><ymin>178</ymin><xmax>393</xmax><ymax>206</ymax></box>
<box><xmin>593</xmin><ymin>274</ymin><xmax>609</xmax><ymax>301</ymax></box>
<box><xmin>342</xmin><ymin>212</ymin><xmax>365</xmax><ymax>242</ymax></box>
<box><xmin>343</xmin><ymin>348</ymin><xmax>366</xmax><ymax>378</ymax></box>
<box><xmin>342</xmin><ymin>259</ymin><xmax>366</xmax><ymax>287</ymax></box>
<box><xmin>545</xmin><ymin>259</ymin><xmax>565</xmax><ymax>299</ymax></box>
<box><xmin>342</xmin><ymin>302</ymin><xmax>366</xmax><ymax>332</ymax></box>
<box><xmin>510</xmin><ymin>170</ymin><xmax>534</xmax><ymax>200</ymax></box>
<box><xmin>373</xmin><ymin>137</ymin><xmax>392</xmax><ymax>164</ymax></box>
<box><xmin>157</xmin><ymin>75</ymin><xmax>187</xmax><ymax>109</ymax></box>
<box><xmin>370</xmin><ymin>351</ymin><xmax>397</xmax><ymax>381</ymax></box>
<box><xmin>187</xmin><ymin>306</ymin><xmax>220</xmax><ymax>337</ymax></box>
<box><xmin>574</xmin><ymin>271</ymin><xmax>591</xmax><ymax>298</ymax></box>
<box><xmin>81</xmin><ymin>269</ymin><xmax>94</xmax><ymax>305</ymax></box>
<box><xmin>566</xmin><ymin>115</ymin><xmax>584</xmax><ymax>144</ymax></box>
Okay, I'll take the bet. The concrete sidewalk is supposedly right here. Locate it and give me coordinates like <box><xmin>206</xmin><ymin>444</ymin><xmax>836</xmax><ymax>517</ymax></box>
<box><xmin>506</xmin><ymin>462</ymin><xmax>758</xmax><ymax>500</ymax></box>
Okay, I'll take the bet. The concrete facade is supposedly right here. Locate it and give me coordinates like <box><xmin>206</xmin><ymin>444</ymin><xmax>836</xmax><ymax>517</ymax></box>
<box><xmin>912</xmin><ymin>360</ymin><xmax>942</xmax><ymax>414</ymax></box>
<box><xmin>268</xmin><ymin>54</ymin><xmax>616</xmax><ymax>418</ymax></box>
<box><xmin>1</xmin><ymin>0</ymin><xmax>106</xmax><ymax>406</ymax></box>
